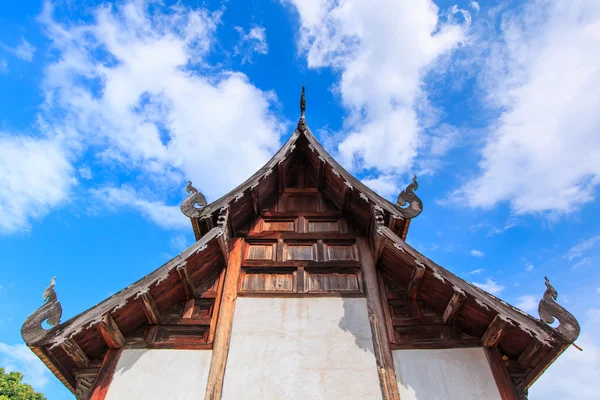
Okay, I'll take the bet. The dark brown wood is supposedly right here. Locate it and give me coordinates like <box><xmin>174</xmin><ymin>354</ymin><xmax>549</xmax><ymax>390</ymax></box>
<box><xmin>486</xmin><ymin>347</ymin><xmax>519</xmax><ymax>400</ymax></box>
<box><xmin>407</xmin><ymin>265</ymin><xmax>425</xmax><ymax>300</ymax></box>
<box><xmin>517</xmin><ymin>345</ymin><xmax>564</xmax><ymax>393</ymax></box>
<box><xmin>443</xmin><ymin>291</ymin><xmax>466</xmax><ymax>324</ymax></box>
<box><xmin>357</xmin><ymin>238</ymin><xmax>401</xmax><ymax>400</ymax></box>
<box><xmin>391</xmin><ymin>339</ymin><xmax>480</xmax><ymax>350</ymax></box>
<box><xmin>408</xmin><ymin>299</ymin><xmax>422</xmax><ymax>320</ymax></box>
<box><xmin>138</xmin><ymin>292</ymin><xmax>161</xmax><ymax>324</ymax></box>
<box><xmin>342</xmin><ymin>184</ymin><xmax>351</xmax><ymax>211</ymax></box>
<box><xmin>205</xmin><ymin>238</ymin><xmax>244</xmax><ymax>400</ymax></box>
<box><xmin>251</xmin><ymin>187</ymin><xmax>260</xmax><ymax>216</ymax></box>
<box><xmin>60</xmin><ymin>338</ymin><xmax>89</xmax><ymax>369</ymax></box>
<box><xmin>377</xmin><ymin>271</ymin><xmax>396</xmax><ymax>343</ymax></box>
<box><xmin>89</xmin><ymin>349</ymin><xmax>121</xmax><ymax>400</ymax></box>
<box><xmin>183</xmin><ymin>298</ymin><xmax>195</xmax><ymax>319</ymax></box>
<box><xmin>317</xmin><ymin>158</ymin><xmax>325</xmax><ymax>191</ymax></box>
<box><xmin>243</xmin><ymin>231</ymin><xmax>357</xmax><ymax>240</ymax></box>
<box><xmin>98</xmin><ymin>314</ymin><xmax>125</xmax><ymax>349</ymax></box>
<box><xmin>481</xmin><ymin>315</ymin><xmax>508</xmax><ymax>347</ymax></box>
<box><xmin>518</xmin><ymin>338</ymin><xmax>543</xmax><ymax>369</ymax></box>
<box><xmin>278</xmin><ymin>161</ymin><xmax>284</xmax><ymax>192</ymax></box>
<box><xmin>177</xmin><ymin>264</ymin><xmax>196</xmax><ymax>299</ymax></box>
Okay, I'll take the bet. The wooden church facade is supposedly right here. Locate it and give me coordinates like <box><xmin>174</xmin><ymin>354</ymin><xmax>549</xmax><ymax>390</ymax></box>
<box><xmin>23</xmin><ymin>89</ymin><xmax>580</xmax><ymax>399</ymax></box>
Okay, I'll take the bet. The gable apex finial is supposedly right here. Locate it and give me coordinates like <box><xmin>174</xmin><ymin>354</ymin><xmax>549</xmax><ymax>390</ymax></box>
<box><xmin>298</xmin><ymin>85</ymin><xmax>306</xmax><ymax>130</ymax></box>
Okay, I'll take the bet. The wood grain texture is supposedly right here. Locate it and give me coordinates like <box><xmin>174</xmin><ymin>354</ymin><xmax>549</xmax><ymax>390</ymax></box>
<box><xmin>407</xmin><ymin>265</ymin><xmax>425</xmax><ymax>300</ymax></box>
<box><xmin>60</xmin><ymin>338</ymin><xmax>89</xmax><ymax>369</ymax></box>
<box><xmin>443</xmin><ymin>292</ymin><xmax>466</xmax><ymax>324</ymax></box>
<box><xmin>357</xmin><ymin>238</ymin><xmax>401</xmax><ymax>400</ymax></box>
<box><xmin>485</xmin><ymin>347</ymin><xmax>519</xmax><ymax>400</ymax></box>
<box><xmin>98</xmin><ymin>314</ymin><xmax>125</xmax><ymax>349</ymax></box>
<box><xmin>138</xmin><ymin>293</ymin><xmax>161</xmax><ymax>324</ymax></box>
<box><xmin>481</xmin><ymin>315</ymin><xmax>508</xmax><ymax>347</ymax></box>
<box><xmin>205</xmin><ymin>238</ymin><xmax>244</xmax><ymax>400</ymax></box>
<box><xmin>89</xmin><ymin>349</ymin><xmax>121</xmax><ymax>400</ymax></box>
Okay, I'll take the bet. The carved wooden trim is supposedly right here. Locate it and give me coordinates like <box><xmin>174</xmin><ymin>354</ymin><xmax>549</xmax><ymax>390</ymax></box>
<box><xmin>485</xmin><ymin>347</ymin><xmax>519</xmax><ymax>400</ymax></box>
<box><xmin>177</xmin><ymin>264</ymin><xmax>196</xmax><ymax>299</ymax></box>
<box><xmin>442</xmin><ymin>291</ymin><xmax>466</xmax><ymax>324</ymax></box>
<box><xmin>61</xmin><ymin>338</ymin><xmax>89</xmax><ymax>369</ymax></box>
<box><xmin>138</xmin><ymin>292</ymin><xmax>161</xmax><ymax>324</ymax></box>
<box><xmin>538</xmin><ymin>277</ymin><xmax>580</xmax><ymax>342</ymax></box>
<box><xmin>357</xmin><ymin>238</ymin><xmax>401</xmax><ymax>400</ymax></box>
<box><xmin>97</xmin><ymin>314</ymin><xmax>125</xmax><ymax>349</ymax></box>
<box><xmin>251</xmin><ymin>187</ymin><xmax>260</xmax><ymax>216</ymax></box>
<box><xmin>481</xmin><ymin>315</ymin><xmax>508</xmax><ymax>347</ymax></box>
<box><xmin>407</xmin><ymin>265</ymin><xmax>425</xmax><ymax>300</ymax></box>
<box><xmin>89</xmin><ymin>349</ymin><xmax>121</xmax><ymax>400</ymax></box>
<box><xmin>205</xmin><ymin>238</ymin><xmax>244</xmax><ymax>400</ymax></box>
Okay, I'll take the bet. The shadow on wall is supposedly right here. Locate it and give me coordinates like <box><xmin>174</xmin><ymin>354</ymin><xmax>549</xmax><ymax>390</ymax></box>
<box><xmin>339</xmin><ymin>296</ymin><xmax>376</xmax><ymax>356</ymax></box>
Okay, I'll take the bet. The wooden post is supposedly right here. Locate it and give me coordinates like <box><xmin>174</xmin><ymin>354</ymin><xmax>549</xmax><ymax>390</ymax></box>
<box><xmin>485</xmin><ymin>347</ymin><xmax>519</xmax><ymax>400</ymax></box>
<box><xmin>205</xmin><ymin>238</ymin><xmax>244</xmax><ymax>400</ymax></box>
<box><xmin>89</xmin><ymin>349</ymin><xmax>121</xmax><ymax>400</ymax></box>
<box><xmin>357</xmin><ymin>238</ymin><xmax>401</xmax><ymax>400</ymax></box>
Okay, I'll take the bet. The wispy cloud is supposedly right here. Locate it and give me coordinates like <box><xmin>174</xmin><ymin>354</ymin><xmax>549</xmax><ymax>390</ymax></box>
<box><xmin>573</xmin><ymin>257</ymin><xmax>594</xmax><ymax>269</ymax></box>
<box><xmin>470</xmin><ymin>249</ymin><xmax>484</xmax><ymax>257</ymax></box>
<box><xmin>234</xmin><ymin>25</ymin><xmax>268</xmax><ymax>64</ymax></box>
<box><xmin>0</xmin><ymin>38</ymin><xmax>36</xmax><ymax>61</ymax></box>
<box><xmin>473</xmin><ymin>278</ymin><xmax>505</xmax><ymax>295</ymax></box>
<box><xmin>467</xmin><ymin>268</ymin><xmax>484</xmax><ymax>275</ymax></box>
<box><xmin>0</xmin><ymin>343</ymin><xmax>49</xmax><ymax>390</ymax></box>
<box><xmin>516</xmin><ymin>295</ymin><xmax>537</xmax><ymax>313</ymax></box>
<box><xmin>526</xmin><ymin>262</ymin><xmax>534</xmax><ymax>272</ymax></box>
<box><xmin>566</xmin><ymin>236</ymin><xmax>600</xmax><ymax>261</ymax></box>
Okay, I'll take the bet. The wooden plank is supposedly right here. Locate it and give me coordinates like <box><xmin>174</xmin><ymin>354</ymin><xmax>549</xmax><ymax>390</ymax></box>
<box><xmin>183</xmin><ymin>298</ymin><xmax>196</xmax><ymax>319</ymax></box>
<box><xmin>356</xmin><ymin>238</ymin><xmax>401</xmax><ymax>400</ymax></box>
<box><xmin>485</xmin><ymin>347</ymin><xmax>519</xmax><ymax>400</ymax></box>
<box><xmin>407</xmin><ymin>265</ymin><xmax>425</xmax><ymax>300</ymax></box>
<box><xmin>251</xmin><ymin>187</ymin><xmax>260</xmax><ymax>216</ymax></box>
<box><xmin>518</xmin><ymin>338</ymin><xmax>543</xmax><ymax>369</ymax></box>
<box><xmin>205</xmin><ymin>238</ymin><xmax>244</xmax><ymax>400</ymax></box>
<box><xmin>442</xmin><ymin>291</ymin><xmax>466</xmax><ymax>324</ymax></box>
<box><xmin>243</xmin><ymin>231</ymin><xmax>357</xmax><ymax>240</ymax></box>
<box><xmin>177</xmin><ymin>264</ymin><xmax>196</xmax><ymax>299</ymax></box>
<box><xmin>209</xmin><ymin>268</ymin><xmax>227</xmax><ymax>343</ymax></box>
<box><xmin>89</xmin><ymin>349</ymin><xmax>121</xmax><ymax>400</ymax></box>
<box><xmin>481</xmin><ymin>315</ymin><xmax>508</xmax><ymax>347</ymax></box>
<box><xmin>138</xmin><ymin>292</ymin><xmax>161</xmax><ymax>324</ymax></box>
<box><xmin>317</xmin><ymin>158</ymin><xmax>325</xmax><ymax>191</ymax></box>
<box><xmin>60</xmin><ymin>338</ymin><xmax>89</xmax><ymax>369</ymax></box>
<box><xmin>98</xmin><ymin>314</ymin><xmax>125</xmax><ymax>349</ymax></box>
<box><xmin>408</xmin><ymin>299</ymin><xmax>422</xmax><ymax>320</ymax></box>
<box><xmin>377</xmin><ymin>271</ymin><xmax>396</xmax><ymax>343</ymax></box>
<box><xmin>278</xmin><ymin>161</ymin><xmax>284</xmax><ymax>192</ymax></box>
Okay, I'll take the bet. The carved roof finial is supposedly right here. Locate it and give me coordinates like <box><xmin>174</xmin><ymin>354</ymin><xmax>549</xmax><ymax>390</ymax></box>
<box><xmin>538</xmin><ymin>277</ymin><xmax>580</xmax><ymax>343</ymax></box>
<box><xmin>396</xmin><ymin>175</ymin><xmax>423</xmax><ymax>218</ymax></box>
<box><xmin>298</xmin><ymin>86</ymin><xmax>306</xmax><ymax>129</ymax></box>
<box><xmin>22</xmin><ymin>277</ymin><xmax>63</xmax><ymax>345</ymax></box>
<box><xmin>181</xmin><ymin>180</ymin><xmax>207</xmax><ymax>218</ymax></box>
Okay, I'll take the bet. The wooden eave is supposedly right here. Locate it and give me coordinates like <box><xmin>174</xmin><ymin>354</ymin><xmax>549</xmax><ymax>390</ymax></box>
<box><xmin>22</xmin><ymin>227</ymin><xmax>225</xmax><ymax>394</ymax></box>
<box><xmin>191</xmin><ymin>125</ymin><xmax>411</xmax><ymax>241</ymax></box>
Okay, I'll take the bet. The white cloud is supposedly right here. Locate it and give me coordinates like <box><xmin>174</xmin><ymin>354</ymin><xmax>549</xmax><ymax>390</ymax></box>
<box><xmin>1</xmin><ymin>0</ymin><xmax>285</xmax><ymax>234</ymax></box>
<box><xmin>473</xmin><ymin>278</ymin><xmax>505</xmax><ymax>295</ymax></box>
<box><xmin>361</xmin><ymin>175</ymin><xmax>400</xmax><ymax>199</ymax></box>
<box><xmin>284</xmin><ymin>0</ymin><xmax>469</xmax><ymax>183</ymax></box>
<box><xmin>467</xmin><ymin>268</ymin><xmax>484</xmax><ymax>275</ymax></box>
<box><xmin>0</xmin><ymin>135</ymin><xmax>75</xmax><ymax>234</ymax></box>
<box><xmin>469</xmin><ymin>2</ymin><xmax>480</xmax><ymax>12</ymax></box>
<box><xmin>526</xmin><ymin>262</ymin><xmax>534</xmax><ymax>272</ymax></box>
<box><xmin>530</xmin><ymin>308</ymin><xmax>600</xmax><ymax>400</ymax></box>
<box><xmin>596</xmin><ymin>288</ymin><xmax>600</xmax><ymax>294</ymax></box>
<box><xmin>91</xmin><ymin>186</ymin><xmax>189</xmax><ymax>230</ymax></box>
<box><xmin>573</xmin><ymin>257</ymin><xmax>594</xmax><ymax>269</ymax></box>
<box><xmin>0</xmin><ymin>38</ymin><xmax>36</xmax><ymax>62</ymax></box>
<box><xmin>169</xmin><ymin>234</ymin><xmax>188</xmax><ymax>251</ymax></box>
<box><xmin>515</xmin><ymin>294</ymin><xmax>537</xmax><ymax>312</ymax></box>
<box><xmin>79</xmin><ymin>166</ymin><xmax>92</xmax><ymax>180</ymax></box>
<box><xmin>0</xmin><ymin>343</ymin><xmax>50</xmax><ymax>390</ymax></box>
<box><xmin>455</xmin><ymin>0</ymin><xmax>600</xmax><ymax>215</ymax></box>
<box><xmin>566</xmin><ymin>235</ymin><xmax>600</xmax><ymax>261</ymax></box>
<box><xmin>234</xmin><ymin>25</ymin><xmax>268</xmax><ymax>64</ymax></box>
<box><xmin>470</xmin><ymin>249</ymin><xmax>484</xmax><ymax>257</ymax></box>
<box><xmin>0</xmin><ymin>59</ymin><xmax>8</xmax><ymax>74</ymax></box>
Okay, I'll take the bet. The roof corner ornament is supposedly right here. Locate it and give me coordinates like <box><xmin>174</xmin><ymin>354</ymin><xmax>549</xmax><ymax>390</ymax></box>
<box><xmin>21</xmin><ymin>277</ymin><xmax>63</xmax><ymax>345</ymax></box>
<box><xmin>298</xmin><ymin>85</ymin><xmax>306</xmax><ymax>130</ymax></box>
<box><xmin>538</xmin><ymin>277</ymin><xmax>580</xmax><ymax>343</ymax></box>
<box><xmin>396</xmin><ymin>175</ymin><xmax>423</xmax><ymax>218</ymax></box>
<box><xmin>181</xmin><ymin>180</ymin><xmax>207</xmax><ymax>218</ymax></box>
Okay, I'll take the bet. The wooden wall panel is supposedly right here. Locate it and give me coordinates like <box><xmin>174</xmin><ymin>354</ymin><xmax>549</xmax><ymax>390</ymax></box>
<box><xmin>261</xmin><ymin>218</ymin><xmax>297</xmax><ymax>232</ymax></box>
<box><xmin>283</xmin><ymin>243</ymin><xmax>317</xmax><ymax>261</ymax></box>
<box><xmin>306</xmin><ymin>272</ymin><xmax>360</xmax><ymax>292</ymax></box>
<box><xmin>246</xmin><ymin>243</ymin><xmax>276</xmax><ymax>261</ymax></box>
<box><xmin>306</xmin><ymin>219</ymin><xmax>338</xmax><ymax>232</ymax></box>
<box><xmin>324</xmin><ymin>243</ymin><xmax>357</xmax><ymax>261</ymax></box>
<box><xmin>241</xmin><ymin>269</ymin><xmax>295</xmax><ymax>293</ymax></box>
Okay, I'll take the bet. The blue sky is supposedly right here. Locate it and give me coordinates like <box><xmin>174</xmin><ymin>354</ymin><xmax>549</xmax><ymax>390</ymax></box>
<box><xmin>1</xmin><ymin>0</ymin><xmax>599</xmax><ymax>399</ymax></box>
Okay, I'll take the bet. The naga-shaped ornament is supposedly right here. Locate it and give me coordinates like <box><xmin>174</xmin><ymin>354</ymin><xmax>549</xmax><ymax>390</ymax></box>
<box><xmin>181</xmin><ymin>180</ymin><xmax>207</xmax><ymax>218</ymax></box>
<box><xmin>298</xmin><ymin>85</ymin><xmax>307</xmax><ymax>130</ymax></box>
<box><xmin>22</xmin><ymin>277</ymin><xmax>63</xmax><ymax>345</ymax></box>
<box><xmin>538</xmin><ymin>277</ymin><xmax>580</xmax><ymax>343</ymax></box>
<box><xmin>396</xmin><ymin>175</ymin><xmax>423</xmax><ymax>218</ymax></box>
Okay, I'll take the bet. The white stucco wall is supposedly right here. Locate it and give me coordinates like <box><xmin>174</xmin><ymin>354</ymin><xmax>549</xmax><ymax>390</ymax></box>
<box><xmin>393</xmin><ymin>348</ymin><xmax>502</xmax><ymax>400</ymax></box>
<box><xmin>221</xmin><ymin>297</ymin><xmax>382</xmax><ymax>400</ymax></box>
<box><xmin>105</xmin><ymin>349</ymin><xmax>212</xmax><ymax>399</ymax></box>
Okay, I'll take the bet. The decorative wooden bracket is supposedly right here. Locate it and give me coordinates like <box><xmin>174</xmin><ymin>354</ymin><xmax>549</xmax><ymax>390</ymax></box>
<box><xmin>177</xmin><ymin>263</ymin><xmax>196</xmax><ymax>299</ymax></box>
<box><xmin>181</xmin><ymin>180</ymin><xmax>207</xmax><ymax>218</ymax></box>
<box><xmin>538</xmin><ymin>277</ymin><xmax>581</xmax><ymax>343</ymax></box>
<box><xmin>22</xmin><ymin>277</ymin><xmax>63</xmax><ymax>345</ymax></box>
<box><xmin>370</xmin><ymin>206</ymin><xmax>386</xmax><ymax>264</ymax></box>
<box><xmin>61</xmin><ymin>338</ymin><xmax>89</xmax><ymax>369</ymax></box>
<box><xmin>481</xmin><ymin>315</ymin><xmax>508</xmax><ymax>347</ymax></box>
<box><xmin>137</xmin><ymin>292</ymin><xmax>161</xmax><ymax>324</ymax></box>
<box><xmin>407</xmin><ymin>265</ymin><xmax>426</xmax><ymax>300</ymax></box>
<box><xmin>98</xmin><ymin>314</ymin><xmax>125</xmax><ymax>349</ymax></box>
<box><xmin>443</xmin><ymin>291</ymin><xmax>466</xmax><ymax>324</ymax></box>
<box><xmin>216</xmin><ymin>207</ymin><xmax>231</xmax><ymax>262</ymax></box>
<box><xmin>396</xmin><ymin>175</ymin><xmax>423</xmax><ymax>218</ymax></box>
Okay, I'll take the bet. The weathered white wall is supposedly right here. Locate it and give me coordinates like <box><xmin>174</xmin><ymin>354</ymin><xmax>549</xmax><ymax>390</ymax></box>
<box><xmin>222</xmin><ymin>297</ymin><xmax>382</xmax><ymax>400</ymax></box>
<box><xmin>105</xmin><ymin>349</ymin><xmax>212</xmax><ymax>399</ymax></box>
<box><xmin>393</xmin><ymin>348</ymin><xmax>502</xmax><ymax>400</ymax></box>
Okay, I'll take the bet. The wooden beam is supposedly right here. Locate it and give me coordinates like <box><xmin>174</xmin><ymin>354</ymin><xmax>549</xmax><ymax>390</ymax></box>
<box><xmin>98</xmin><ymin>314</ymin><xmax>125</xmax><ymax>349</ymax></box>
<box><xmin>138</xmin><ymin>292</ymin><xmax>161</xmax><ymax>324</ymax></box>
<box><xmin>518</xmin><ymin>338</ymin><xmax>543</xmax><ymax>369</ymax></box>
<box><xmin>89</xmin><ymin>349</ymin><xmax>121</xmax><ymax>400</ymax></box>
<box><xmin>278</xmin><ymin>161</ymin><xmax>285</xmax><ymax>192</ymax></box>
<box><xmin>407</xmin><ymin>265</ymin><xmax>426</xmax><ymax>300</ymax></box>
<box><xmin>377</xmin><ymin>271</ymin><xmax>396</xmax><ymax>343</ymax></box>
<box><xmin>342</xmin><ymin>183</ymin><xmax>352</xmax><ymax>211</ymax></box>
<box><xmin>517</xmin><ymin>345</ymin><xmax>564</xmax><ymax>394</ymax></box>
<box><xmin>485</xmin><ymin>347</ymin><xmax>519</xmax><ymax>400</ymax></box>
<box><xmin>251</xmin><ymin>187</ymin><xmax>260</xmax><ymax>216</ymax></box>
<box><xmin>442</xmin><ymin>291</ymin><xmax>466</xmax><ymax>324</ymax></box>
<box><xmin>60</xmin><ymin>338</ymin><xmax>89</xmax><ymax>369</ymax></box>
<box><xmin>205</xmin><ymin>238</ymin><xmax>244</xmax><ymax>400</ymax></box>
<box><xmin>317</xmin><ymin>158</ymin><xmax>326</xmax><ymax>191</ymax></box>
<box><xmin>209</xmin><ymin>267</ymin><xmax>227</xmax><ymax>344</ymax></box>
<box><xmin>216</xmin><ymin>208</ymin><xmax>231</xmax><ymax>262</ymax></box>
<box><xmin>357</xmin><ymin>237</ymin><xmax>401</xmax><ymax>400</ymax></box>
<box><xmin>183</xmin><ymin>298</ymin><xmax>195</xmax><ymax>319</ymax></box>
<box><xmin>177</xmin><ymin>263</ymin><xmax>196</xmax><ymax>299</ymax></box>
<box><xmin>481</xmin><ymin>315</ymin><xmax>508</xmax><ymax>347</ymax></box>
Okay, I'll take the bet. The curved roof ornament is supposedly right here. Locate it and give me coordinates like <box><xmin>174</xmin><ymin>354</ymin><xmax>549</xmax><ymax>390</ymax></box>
<box><xmin>181</xmin><ymin>180</ymin><xmax>207</xmax><ymax>218</ymax></box>
<box><xmin>22</xmin><ymin>277</ymin><xmax>63</xmax><ymax>345</ymax></box>
<box><xmin>396</xmin><ymin>175</ymin><xmax>423</xmax><ymax>218</ymax></box>
<box><xmin>298</xmin><ymin>85</ymin><xmax>306</xmax><ymax>130</ymax></box>
<box><xmin>538</xmin><ymin>277</ymin><xmax>580</xmax><ymax>343</ymax></box>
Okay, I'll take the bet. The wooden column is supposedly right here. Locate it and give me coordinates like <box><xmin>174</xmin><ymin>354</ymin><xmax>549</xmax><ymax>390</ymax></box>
<box><xmin>485</xmin><ymin>347</ymin><xmax>519</xmax><ymax>400</ymax></box>
<box><xmin>89</xmin><ymin>349</ymin><xmax>121</xmax><ymax>400</ymax></box>
<box><xmin>357</xmin><ymin>238</ymin><xmax>401</xmax><ymax>400</ymax></box>
<box><xmin>205</xmin><ymin>238</ymin><xmax>244</xmax><ymax>400</ymax></box>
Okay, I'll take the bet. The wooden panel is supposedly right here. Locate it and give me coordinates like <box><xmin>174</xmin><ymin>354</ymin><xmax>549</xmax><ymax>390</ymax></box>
<box><xmin>325</xmin><ymin>243</ymin><xmax>357</xmax><ymax>261</ymax></box>
<box><xmin>306</xmin><ymin>272</ymin><xmax>360</xmax><ymax>292</ymax></box>
<box><xmin>246</xmin><ymin>243</ymin><xmax>276</xmax><ymax>260</ymax></box>
<box><xmin>241</xmin><ymin>269</ymin><xmax>295</xmax><ymax>292</ymax></box>
<box><xmin>306</xmin><ymin>219</ymin><xmax>339</xmax><ymax>232</ymax></box>
<box><xmin>280</xmin><ymin>193</ymin><xmax>319</xmax><ymax>212</ymax></box>
<box><xmin>283</xmin><ymin>242</ymin><xmax>317</xmax><ymax>261</ymax></box>
<box><xmin>261</xmin><ymin>218</ymin><xmax>297</xmax><ymax>232</ymax></box>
